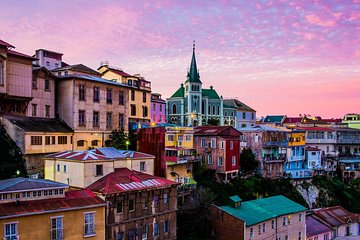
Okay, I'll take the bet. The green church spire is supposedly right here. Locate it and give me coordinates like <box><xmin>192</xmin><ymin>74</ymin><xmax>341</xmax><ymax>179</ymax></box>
<box><xmin>186</xmin><ymin>41</ymin><xmax>201</xmax><ymax>83</ymax></box>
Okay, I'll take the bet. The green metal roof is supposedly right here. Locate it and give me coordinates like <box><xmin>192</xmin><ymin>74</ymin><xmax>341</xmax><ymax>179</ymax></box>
<box><xmin>171</xmin><ymin>85</ymin><xmax>184</xmax><ymax>98</ymax></box>
<box><xmin>202</xmin><ymin>88</ymin><xmax>220</xmax><ymax>99</ymax></box>
<box><xmin>219</xmin><ymin>195</ymin><xmax>307</xmax><ymax>226</ymax></box>
<box><xmin>263</xmin><ymin>115</ymin><xmax>285</xmax><ymax>123</ymax></box>
<box><xmin>229</xmin><ymin>195</ymin><xmax>242</xmax><ymax>202</ymax></box>
<box><xmin>185</xmin><ymin>42</ymin><xmax>201</xmax><ymax>83</ymax></box>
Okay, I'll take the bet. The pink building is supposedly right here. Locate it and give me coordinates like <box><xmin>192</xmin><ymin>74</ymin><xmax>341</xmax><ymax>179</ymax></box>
<box><xmin>151</xmin><ymin>93</ymin><xmax>166</xmax><ymax>124</ymax></box>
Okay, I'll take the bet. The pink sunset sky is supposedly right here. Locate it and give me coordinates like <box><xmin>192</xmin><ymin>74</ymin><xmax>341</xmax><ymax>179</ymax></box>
<box><xmin>1</xmin><ymin>0</ymin><xmax>359</xmax><ymax>118</ymax></box>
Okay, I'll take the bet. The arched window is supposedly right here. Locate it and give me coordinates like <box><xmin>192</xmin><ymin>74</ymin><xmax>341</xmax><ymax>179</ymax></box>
<box><xmin>191</xmin><ymin>85</ymin><xmax>194</xmax><ymax>91</ymax></box>
<box><xmin>212</xmin><ymin>105</ymin><xmax>215</xmax><ymax>115</ymax></box>
<box><xmin>224</xmin><ymin>119</ymin><xmax>228</xmax><ymax>125</ymax></box>
<box><xmin>225</xmin><ymin>112</ymin><xmax>228</xmax><ymax>116</ymax></box>
<box><xmin>208</xmin><ymin>105</ymin><xmax>210</xmax><ymax>114</ymax></box>
<box><xmin>201</xmin><ymin>101</ymin><xmax>205</xmax><ymax>114</ymax></box>
<box><xmin>77</xmin><ymin>140</ymin><xmax>85</xmax><ymax>146</ymax></box>
<box><xmin>217</xmin><ymin>106</ymin><xmax>220</xmax><ymax>115</ymax></box>
<box><xmin>231</xmin><ymin>112</ymin><xmax>234</xmax><ymax>116</ymax></box>
<box><xmin>172</xmin><ymin>104</ymin><xmax>177</xmax><ymax>114</ymax></box>
<box><xmin>91</xmin><ymin>140</ymin><xmax>98</xmax><ymax>146</ymax></box>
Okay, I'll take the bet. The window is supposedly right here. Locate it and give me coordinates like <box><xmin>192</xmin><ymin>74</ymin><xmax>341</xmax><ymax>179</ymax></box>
<box><xmin>93</xmin><ymin>87</ymin><xmax>100</xmax><ymax>102</ymax></box>
<box><xmin>153</xmin><ymin>222</ymin><xmax>159</xmax><ymax>236</ymax></box>
<box><xmin>143</xmin><ymin>198</ymin><xmax>148</xmax><ymax>209</ymax></box>
<box><xmin>164</xmin><ymin>220</ymin><xmax>169</xmax><ymax>233</ymax></box>
<box><xmin>128</xmin><ymin>229</ymin><xmax>136</xmax><ymax>240</ymax></box>
<box><xmin>271</xmin><ymin>220</ymin><xmax>275</xmax><ymax>229</ymax></box>
<box><xmin>79</xmin><ymin>110</ymin><xmax>86</xmax><ymax>126</ymax></box>
<box><xmin>250</xmin><ymin>227</ymin><xmax>253</xmax><ymax>238</ymax></box>
<box><xmin>201</xmin><ymin>138</ymin><xmax>206</xmax><ymax>148</ymax></box>
<box><xmin>31</xmin><ymin>136</ymin><xmax>42</xmax><ymax>145</ymax></box>
<box><xmin>168</xmin><ymin>135</ymin><xmax>174</xmax><ymax>142</ymax></box>
<box><xmin>116</xmin><ymin>202</ymin><xmax>123</xmax><ymax>213</ymax></box>
<box><xmin>221</xmin><ymin>141</ymin><xmax>224</xmax><ymax>149</ymax></box>
<box><xmin>63</xmin><ymin>165</ymin><xmax>67</xmax><ymax>173</ymax></box>
<box><xmin>258</xmin><ymin>224</ymin><xmax>261</xmax><ymax>234</ymax></box>
<box><xmin>160</xmin><ymin>104</ymin><xmax>163</xmax><ymax>112</ymax></box>
<box><xmin>128</xmin><ymin>79</ymin><xmax>133</xmax><ymax>86</ymax></box>
<box><xmin>131</xmin><ymin>90</ymin><xmax>135</xmax><ymax>101</ymax></box>
<box><xmin>45</xmin><ymin>105</ymin><xmax>50</xmax><ymax>117</ymax></box>
<box><xmin>140</xmin><ymin>161</ymin><xmax>146</xmax><ymax>172</ymax></box>
<box><xmin>153</xmin><ymin>195</ymin><xmax>159</xmax><ymax>206</ymax></box>
<box><xmin>93</xmin><ymin>111</ymin><xmax>99</xmax><ymax>127</ymax></box>
<box><xmin>242</xmin><ymin>112</ymin><xmax>246</xmax><ymax>119</ymax></box>
<box><xmin>0</xmin><ymin>61</ymin><xmax>3</xmax><ymax>85</ymax></box>
<box><xmin>4</xmin><ymin>222</ymin><xmax>17</xmax><ymax>239</ymax></box>
<box><xmin>45</xmin><ymin>79</ymin><xmax>50</xmax><ymax>91</ymax></box>
<box><xmin>287</xmin><ymin>215</ymin><xmax>291</xmax><ymax>225</ymax></box>
<box><xmin>142</xmin><ymin>106</ymin><xmax>148</xmax><ymax>117</ymax></box>
<box><xmin>129</xmin><ymin>199</ymin><xmax>135</xmax><ymax>211</ymax></box>
<box><xmin>142</xmin><ymin>225</ymin><xmax>148</xmax><ymax>240</ymax></box>
<box><xmin>84</xmin><ymin>212</ymin><xmax>95</xmax><ymax>236</ymax></box>
<box><xmin>218</xmin><ymin>157</ymin><xmax>223</xmax><ymax>166</ymax></box>
<box><xmin>32</xmin><ymin>104</ymin><xmax>37</xmax><ymax>116</ymax></box>
<box><xmin>262</xmin><ymin>223</ymin><xmax>265</xmax><ymax>233</ymax></box>
<box><xmin>172</xmin><ymin>104</ymin><xmax>176</xmax><ymax>114</ymax></box>
<box><xmin>143</xmin><ymin>92</ymin><xmax>146</xmax><ymax>102</ymax></box>
<box><xmin>186</xmin><ymin>135</ymin><xmax>191</xmax><ymax>142</ymax></box>
<box><xmin>178</xmin><ymin>135</ymin><xmax>184</xmax><ymax>142</ymax></box>
<box><xmin>32</xmin><ymin>76</ymin><xmax>37</xmax><ymax>89</ymax></box>
<box><xmin>57</xmin><ymin>164</ymin><xmax>60</xmax><ymax>172</ymax></box>
<box><xmin>130</xmin><ymin>104</ymin><xmax>136</xmax><ymax>116</ymax></box>
<box><xmin>211</xmin><ymin>138</ymin><xmax>216</xmax><ymax>148</ymax></box>
<box><xmin>96</xmin><ymin>165</ymin><xmax>103</xmax><ymax>176</ymax></box>
<box><xmin>299</xmin><ymin>213</ymin><xmax>302</xmax><ymax>222</ymax></box>
<box><xmin>64</xmin><ymin>71</ymin><xmax>68</xmax><ymax>75</ymax></box>
<box><xmin>208</xmin><ymin>155</ymin><xmax>213</xmax><ymax>164</ymax></box>
<box><xmin>91</xmin><ymin>140</ymin><xmax>98</xmax><ymax>146</ymax></box>
<box><xmin>232</xmin><ymin>156</ymin><xmax>236</xmax><ymax>166</ymax></box>
<box><xmin>285</xmin><ymin>236</ymin><xmax>288</xmax><ymax>240</ymax></box>
<box><xmin>106</xmin><ymin>89</ymin><xmax>113</xmax><ymax>104</ymax></box>
<box><xmin>163</xmin><ymin>193</ymin><xmax>168</xmax><ymax>204</ymax></box>
<box><xmin>119</xmin><ymin>91</ymin><xmax>124</xmax><ymax>105</ymax></box>
<box><xmin>51</xmin><ymin>217</ymin><xmax>63</xmax><ymax>240</ymax></box>
<box><xmin>79</xmin><ymin>85</ymin><xmax>86</xmax><ymax>101</ymax></box>
<box><xmin>283</xmin><ymin>216</ymin><xmax>286</xmax><ymax>226</ymax></box>
<box><xmin>106</xmin><ymin>112</ymin><xmax>113</xmax><ymax>129</ymax></box>
<box><xmin>230</xmin><ymin>141</ymin><xmax>234</xmax><ymax>149</ymax></box>
<box><xmin>298</xmin><ymin>231</ymin><xmax>301</xmax><ymax>240</ymax></box>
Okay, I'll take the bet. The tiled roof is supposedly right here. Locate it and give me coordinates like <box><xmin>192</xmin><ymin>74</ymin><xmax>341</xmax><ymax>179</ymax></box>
<box><xmin>53</xmin><ymin>64</ymin><xmax>100</xmax><ymax>75</ymax></box>
<box><xmin>219</xmin><ymin>195</ymin><xmax>307</xmax><ymax>226</ymax></box>
<box><xmin>0</xmin><ymin>189</ymin><xmax>105</xmax><ymax>218</ymax></box>
<box><xmin>2</xmin><ymin>114</ymin><xmax>73</xmax><ymax>133</ymax></box>
<box><xmin>86</xmin><ymin>168</ymin><xmax>179</xmax><ymax>195</ymax></box>
<box><xmin>0</xmin><ymin>178</ymin><xmax>67</xmax><ymax>193</ymax></box>
<box><xmin>306</xmin><ymin>214</ymin><xmax>333</xmax><ymax>237</ymax></box>
<box><xmin>46</xmin><ymin>147</ymin><xmax>154</xmax><ymax>160</ymax></box>
<box><xmin>0</xmin><ymin>39</ymin><xmax>14</xmax><ymax>48</ymax></box>
<box><xmin>313</xmin><ymin>206</ymin><xmax>360</xmax><ymax>227</ymax></box>
<box><xmin>59</xmin><ymin>73</ymin><xmax>130</xmax><ymax>88</ymax></box>
<box><xmin>170</xmin><ymin>85</ymin><xmax>184</xmax><ymax>98</ymax></box>
<box><xmin>202</xmin><ymin>88</ymin><xmax>220</xmax><ymax>99</ymax></box>
<box><xmin>194</xmin><ymin>126</ymin><xmax>241</xmax><ymax>136</ymax></box>
<box><xmin>283</xmin><ymin>117</ymin><xmax>302</xmax><ymax>124</ymax></box>
<box><xmin>8</xmin><ymin>50</ymin><xmax>37</xmax><ymax>60</ymax></box>
<box><xmin>223</xmin><ymin>99</ymin><xmax>256</xmax><ymax>112</ymax></box>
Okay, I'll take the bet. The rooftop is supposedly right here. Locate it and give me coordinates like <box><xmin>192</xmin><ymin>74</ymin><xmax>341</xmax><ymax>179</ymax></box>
<box><xmin>46</xmin><ymin>147</ymin><xmax>154</xmax><ymax>160</ymax></box>
<box><xmin>218</xmin><ymin>195</ymin><xmax>307</xmax><ymax>226</ymax></box>
<box><xmin>86</xmin><ymin>168</ymin><xmax>179</xmax><ymax>195</ymax></box>
<box><xmin>194</xmin><ymin>126</ymin><xmax>241</xmax><ymax>137</ymax></box>
<box><xmin>313</xmin><ymin>206</ymin><xmax>360</xmax><ymax>227</ymax></box>
<box><xmin>306</xmin><ymin>214</ymin><xmax>333</xmax><ymax>237</ymax></box>
<box><xmin>8</xmin><ymin>50</ymin><xmax>37</xmax><ymax>60</ymax></box>
<box><xmin>2</xmin><ymin>114</ymin><xmax>73</xmax><ymax>133</ymax></box>
<box><xmin>223</xmin><ymin>99</ymin><xmax>256</xmax><ymax>112</ymax></box>
<box><xmin>263</xmin><ymin>115</ymin><xmax>286</xmax><ymax>124</ymax></box>
<box><xmin>0</xmin><ymin>189</ymin><xmax>105</xmax><ymax>219</ymax></box>
<box><xmin>53</xmin><ymin>64</ymin><xmax>100</xmax><ymax>75</ymax></box>
<box><xmin>0</xmin><ymin>178</ymin><xmax>67</xmax><ymax>193</ymax></box>
<box><xmin>0</xmin><ymin>39</ymin><xmax>15</xmax><ymax>48</ymax></box>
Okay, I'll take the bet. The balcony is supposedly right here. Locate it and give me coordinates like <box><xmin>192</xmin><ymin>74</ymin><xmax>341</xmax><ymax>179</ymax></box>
<box><xmin>263</xmin><ymin>156</ymin><xmax>286</xmax><ymax>162</ymax></box>
<box><xmin>306</xmin><ymin>138</ymin><xmax>336</xmax><ymax>144</ymax></box>
<box><xmin>264</xmin><ymin>141</ymin><xmax>287</xmax><ymax>147</ymax></box>
<box><xmin>284</xmin><ymin>169</ymin><xmax>312</xmax><ymax>179</ymax></box>
<box><xmin>164</xmin><ymin>155</ymin><xmax>197</xmax><ymax>164</ymax></box>
<box><xmin>337</xmin><ymin>138</ymin><xmax>360</xmax><ymax>144</ymax></box>
<box><xmin>287</xmin><ymin>155</ymin><xmax>305</xmax><ymax>161</ymax></box>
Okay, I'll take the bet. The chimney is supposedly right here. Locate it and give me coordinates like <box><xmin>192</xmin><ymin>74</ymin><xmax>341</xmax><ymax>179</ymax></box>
<box><xmin>228</xmin><ymin>195</ymin><xmax>242</xmax><ymax>208</ymax></box>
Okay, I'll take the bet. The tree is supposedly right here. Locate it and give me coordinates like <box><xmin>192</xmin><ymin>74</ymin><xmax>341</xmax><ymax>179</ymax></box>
<box><xmin>108</xmin><ymin>128</ymin><xmax>129</xmax><ymax>150</ymax></box>
<box><xmin>240</xmin><ymin>148</ymin><xmax>259</xmax><ymax>173</ymax></box>
<box><xmin>207</xmin><ymin>118</ymin><xmax>219</xmax><ymax>126</ymax></box>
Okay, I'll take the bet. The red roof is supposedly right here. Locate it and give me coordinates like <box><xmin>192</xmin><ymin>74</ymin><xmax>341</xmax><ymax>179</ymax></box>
<box><xmin>86</xmin><ymin>168</ymin><xmax>179</xmax><ymax>195</ymax></box>
<box><xmin>194</xmin><ymin>126</ymin><xmax>241</xmax><ymax>136</ymax></box>
<box><xmin>313</xmin><ymin>206</ymin><xmax>360</xmax><ymax>227</ymax></box>
<box><xmin>305</xmin><ymin>146</ymin><xmax>321</xmax><ymax>151</ymax></box>
<box><xmin>0</xmin><ymin>39</ymin><xmax>14</xmax><ymax>48</ymax></box>
<box><xmin>108</xmin><ymin>67</ymin><xmax>133</xmax><ymax>77</ymax></box>
<box><xmin>0</xmin><ymin>189</ymin><xmax>105</xmax><ymax>218</ymax></box>
<box><xmin>8</xmin><ymin>50</ymin><xmax>37</xmax><ymax>60</ymax></box>
<box><xmin>294</xmin><ymin>126</ymin><xmax>334</xmax><ymax>131</ymax></box>
<box><xmin>283</xmin><ymin>117</ymin><xmax>302</xmax><ymax>124</ymax></box>
<box><xmin>306</xmin><ymin>214</ymin><xmax>333</xmax><ymax>237</ymax></box>
<box><xmin>322</xmin><ymin>118</ymin><xmax>342</xmax><ymax>123</ymax></box>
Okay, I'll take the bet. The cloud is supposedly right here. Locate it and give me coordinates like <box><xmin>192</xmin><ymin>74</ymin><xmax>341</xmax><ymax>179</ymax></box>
<box><xmin>305</xmin><ymin>14</ymin><xmax>337</xmax><ymax>27</ymax></box>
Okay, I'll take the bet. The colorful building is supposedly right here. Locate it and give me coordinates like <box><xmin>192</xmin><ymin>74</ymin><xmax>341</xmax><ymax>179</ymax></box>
<box><xmin>98</xmin><ymin>63</ymin><xmax>151</xmax><ymax>131</ymax></box>
<box><xmin>86</xmin><ymin>168</ymin><xmax>179</xmax><ymax>240</ymax></box>
<box><xmin>305</xmin><ymin>146</ymin><xmax>322</xmax><ymax>173</ymax></box>
<box><xmin>241</xmin><ymin>125</ymin><xmax>289</xmax><ymax>178</ymax></box>
<box><xmin>223</xmin><ymin>98</ymin><xmax>256</xmax><ymax>129</ymax></box>
<box><xmin>284</xmin><ymin>130</ymin><xmax>311</xmax><ymax>179</ymax></box>
<box><xmin>45</xmin><ymin>147</ymin><xmax>155</xmax><ymax>188</ymax></box>
<box><xmin>137</xmin><ymin>126</ymin><xmax>199</xmax><ymax>189</ymax></box>
<box><xmin>0</xmin><ymin>177</ymin><xmax>106</xmax><ymax>240</ymax></box>
<box><xmin>209</xmin><ymin>195</ymin><xmax>307</xmax><ymax>240</ymax></box>
<box><xmin>306</xmin><ymin>212</ymin><xmax>333</xmax><ymax>240</ymax></box>
<box><xmin>193</xmin><ymin>126</ymin><xmax>241</xmax><ymax>182</ymax></box>
<box><xmin>151</xmin><ymin>93</ymin><xmax>166</xmax><ymax>124</ymax></box>
<box><xmin>343</xmin><ymin>113</ymin><xmax>360</xmax><ymax>129</ymax></box>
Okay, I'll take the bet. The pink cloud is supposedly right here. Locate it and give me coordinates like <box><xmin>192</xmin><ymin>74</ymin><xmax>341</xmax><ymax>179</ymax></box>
<box><xmin>305</xmin><ymin>14</ymin><xmax>337</xmax><ymax>27</ymax></box>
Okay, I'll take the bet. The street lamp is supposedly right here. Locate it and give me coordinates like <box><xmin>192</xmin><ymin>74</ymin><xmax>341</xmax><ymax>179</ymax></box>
<box><xmin>126</xmin><ymin>140</ymin><xmax>130</xmax><ymax>150</ymax></box>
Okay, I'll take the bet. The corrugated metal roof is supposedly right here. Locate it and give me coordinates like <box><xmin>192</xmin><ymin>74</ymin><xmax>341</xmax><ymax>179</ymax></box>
<box><xmin>313</xmin><ymin>206</ymin><xmax>360</xmax><ymax>227</ymax></box>
<box><xmin>306</xmin><ymin>214</ymin><xmax>333</xmax><ymax>237</ymax></box>
<box><xmin>219</xmin><ymin>195</ymin><xmax>307</xmax><ymax>226</ymax></box>
<box><xmin>0</xmin><ymin>178</ymin><xmax>67</xmax><ymax>193</ymax></box>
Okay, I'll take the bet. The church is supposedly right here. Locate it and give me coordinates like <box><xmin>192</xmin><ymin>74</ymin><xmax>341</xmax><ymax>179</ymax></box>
<box><xmin>167</xmin><ymin>43</ymin><xmax>237</xmax><ymax>127</ymax></box>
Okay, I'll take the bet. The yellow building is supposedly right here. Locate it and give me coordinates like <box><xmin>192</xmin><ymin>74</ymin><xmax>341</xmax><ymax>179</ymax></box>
<box><xmin>164</xmin><ymin>126</ymin><xmax>198</xmax><ymax>187</ymax></box>
<box><xmin>0</xmin><ymin>178</ymin><xmax>106</xmax><ymax>240</ymax></box>
<box><xmin>98</xmin><ymin>63</ymin><xmax>151</xmax><ymax>129</ymax></box>
<box><xmin>45</xmin><ymin>147</ymin><xmax>155</xmax><ymax>188</ymax></box>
